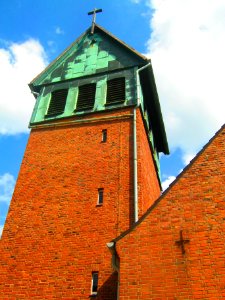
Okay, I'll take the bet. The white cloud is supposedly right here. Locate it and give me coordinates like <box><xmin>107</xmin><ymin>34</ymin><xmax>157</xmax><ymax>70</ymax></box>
<box><xmin>182</xmin><ymin>152</ymin><xmax>196</xmax><ymax>166</ymax></box>
<box><xmin>0</xmin><ymin>225</ymin><xmax>3</xmax><ymax>237</ymax></box>
<box><xmin>0</xmin><ymin>39</ymin><xmax>47</xmax><ymax>135</ymax></box>
<box><xmin>146</xmin><ymin>0</ymin><xmax>225</xmax><ymax>163</ymax></box>
<box><xmin>0</xmin><ymin>173</ymin><xmax>15</xmax><ymax>203</ymax></box>
<box><xmin>161</xmin><ymin>175</ymin><xmax>176</xmax><ymax>191</ymax></box>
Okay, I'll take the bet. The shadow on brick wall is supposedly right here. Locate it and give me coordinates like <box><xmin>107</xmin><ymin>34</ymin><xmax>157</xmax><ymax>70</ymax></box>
<box><xmin>95</xmin><ymin>271</ymin><xmax>118</xmax><ymax>300</ymax></box>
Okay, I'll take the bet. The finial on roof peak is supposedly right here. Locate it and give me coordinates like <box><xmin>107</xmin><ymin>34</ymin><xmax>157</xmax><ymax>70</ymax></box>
<box><xmin>88</xmin><ymin>8</ymin><xmax>103</xmax><ymax>34</ymax></box>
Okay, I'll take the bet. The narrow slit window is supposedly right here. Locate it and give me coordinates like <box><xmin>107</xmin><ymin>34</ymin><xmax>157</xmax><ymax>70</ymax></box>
<box><xmin>102</xmin><ymin>129</ymin><xmax>107</xmax><ymax>143</ymax></box>
<box><xmin>76</xmin><ymin>83</ymin><xmax>96</xmax><ymax>111</ymax></box>
<box><xmin>46</xmin><ymin>89</ymin><xmax>68</xmax><ymax>116</ymax></box>
<box><xmin>91</xmin><ymin>272</ymin><xmax>99</xmax><ymax>295</ymax></box>
<box><xmin>106</xmin><ymin>77</ymin><xmax>125</xmax><ymax>105</ymax></box>
<box><xmin>98</xmin><ymin>189</ymin><xmax>104</xmax><ymax>205</ymax></box>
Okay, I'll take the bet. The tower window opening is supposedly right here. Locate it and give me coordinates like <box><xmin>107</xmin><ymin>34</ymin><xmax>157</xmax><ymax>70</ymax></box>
<box><xmin>91</xmin><ymin>272</ymin><xmax>99</xmax><ymax>295</ymax></box>
<box><xmin>102</xmin><ymin>129</ymin><xmax>107</xmax><ymax>143</ymax></box>
<box><xmin>98</xmin><ymin>189</ymin><xmax>104</xmax><ymax>205</ymax></box>
<box><xmin>106</xmin><ymin>77</ymin><xmax>125</xmax><ymax>105</ymax></box>
<box><xmin>46</xmin><ymin>89</ymin><xmax>68</xmax><ymax>116</ymax></box>
<box><xmin>76</xmin><ymin>83</ymin><xmax>96</xmax><ymax>111</ymax></box>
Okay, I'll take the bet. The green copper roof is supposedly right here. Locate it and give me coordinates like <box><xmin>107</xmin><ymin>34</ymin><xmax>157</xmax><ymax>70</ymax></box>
<box><xmin>30</xmin><ymin>24</ymin><xmax>146</xmax><ymax>88</ymax></box>
<box><xmin>29</xmin><ymin>24</ymin><xmax>169</xmax><ymax>154</ymax></box>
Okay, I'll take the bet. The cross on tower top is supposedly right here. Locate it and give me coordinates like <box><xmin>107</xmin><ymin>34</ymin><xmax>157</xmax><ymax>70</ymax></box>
<box><xmin>88</xmin><ymin>8</ymin><xmax>103</xmax><ymax>34</ymax></box>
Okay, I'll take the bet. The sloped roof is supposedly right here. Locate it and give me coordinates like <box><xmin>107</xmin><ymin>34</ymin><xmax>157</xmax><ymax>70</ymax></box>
<box><xmin>113</xmin><ymin>123</ymin><xmax>225</xmax><ymax>243</ymax></box>
<box><xmin>29</xmin><ymin>24</ymin><xmax>148</xmax><ymax>88</ymax></box>
<box><xmin>94</xmin><ymin>24</ymin><xmax>149</xmax><ymax>61</ymax></box>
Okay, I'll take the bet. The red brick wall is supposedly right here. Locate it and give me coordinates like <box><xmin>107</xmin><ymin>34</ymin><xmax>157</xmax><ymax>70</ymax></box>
<box><xmin>136</xmin><ymin>109</ymin><xmax>161</xmax><ymax>217</ymax></box>
<box><xmin>117</xmin><ymin>126</ymin><xmax>225</xmax><ymax>299</ymax></box>
<box><xmin>0</xmin><ymin>107</ymin><xmax>159</xmax><ymax>299</ymax></box>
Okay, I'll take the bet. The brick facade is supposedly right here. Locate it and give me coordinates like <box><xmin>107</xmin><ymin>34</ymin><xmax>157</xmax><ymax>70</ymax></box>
<box><xmin>3</xmin><ymin>24</ymin><xmax>221</xmax><ymax>300</ymax></box>
<box><xmin>136</xmin><ymin>110</ymin><xmax>161</xmax><ymax>217</ymax></box>
<box><xmin>0</xmin><ymin>107</ymin><xmax>160</xmax><ymax>299</ymax></box>
<box><xmin>116</xmin><ymin>125</ymin><xmax>225</xmax><ymax>299</ymax></box>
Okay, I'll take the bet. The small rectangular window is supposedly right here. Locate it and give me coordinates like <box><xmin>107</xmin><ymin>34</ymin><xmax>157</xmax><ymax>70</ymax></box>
<box><xmin>106</xmin><ymin>77</ymin><xmax>125</xmax><ymax>105</ymax></box>
<box><xmin>76</xmin><ymin>83</ymin><xmax>96</xmax><ymax>111</ymax></box>
<box><xmin>46</xmin><ymin>89</ymin><xmax>68</xmax><ymax>116</ymax></box>
<box><xmin>98</xmin><ymin>189</ymin><xmax>104</xmax><ymax>205</ymax></box>
<box><xmin>91</xmin><ymin>272</ymin><xmax>99</xmax><ymax>295</ymax></box>
<box><xmin>102</xmin><ymin>129</ymin><xmax>107</xmax><ymax>143</ymax></box>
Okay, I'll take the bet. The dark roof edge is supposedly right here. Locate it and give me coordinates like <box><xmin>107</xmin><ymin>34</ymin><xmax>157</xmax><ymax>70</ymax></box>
<box><xmin>29</xmin><ymin>24</ymin><xmax>149</xmax><ymax>90</ymax></box>
<box><xmin>29</xmin><ymin>27</ymin><xmax>90</xmax><ymax>89</ymax></box>
<box><xmin>144</xmin><ymin>64</ymin><xmax>169</xmax><ymax>154</ymax></box>
<box><xmin>94</xmin><ymin>24</ymin><xmax>149</xmax><ymax>62</ymax></box>
<box><xmin>112</xmin><ymin>123</ymin><xmax>225</xmax><ymax>243</ymax></box>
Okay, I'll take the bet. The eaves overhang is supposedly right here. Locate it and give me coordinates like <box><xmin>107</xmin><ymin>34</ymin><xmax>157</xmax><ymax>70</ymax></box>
<box><xmin>139</xmin><ymin>64</ymin><xmax>169</xmax><ymax>155</ymax></box>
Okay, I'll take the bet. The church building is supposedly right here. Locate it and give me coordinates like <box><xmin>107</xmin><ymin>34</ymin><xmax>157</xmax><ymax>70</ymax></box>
<box><xmin>0</xmin><ymin>16</ymin><xmax>224</xmax><ymax>300</ymax></box>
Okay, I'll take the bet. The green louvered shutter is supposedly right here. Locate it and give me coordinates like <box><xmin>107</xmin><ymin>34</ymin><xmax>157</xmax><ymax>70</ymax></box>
<box><xmin>106</xmin><ymin>77</ymin><xmax>125</xmax><ymax>105</ymax></box>
<box><xmin>46</xmin><ymin>89</ymin><xmax>68</xmax><ymax>116</ymax></box>
<box><xmin>76</xmin><ymin>83</ymin><xmax>96</xmax><ymax>110</ymax></box>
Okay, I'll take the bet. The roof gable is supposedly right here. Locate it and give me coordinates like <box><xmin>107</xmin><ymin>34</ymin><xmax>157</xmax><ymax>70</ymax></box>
<box><xmin>113</xmin><ymin>124</ymin><xmax>225</xmax><ymax>299</ymax></box>
<box><xmin>30</xmin><ymin>24</ymin><xmax>148</xmax><ymax>89</ymax></box>
<box><xmin>113</xmin><ymin>124</ymin><xmax>225</xmax><ymax>242</ymax></box>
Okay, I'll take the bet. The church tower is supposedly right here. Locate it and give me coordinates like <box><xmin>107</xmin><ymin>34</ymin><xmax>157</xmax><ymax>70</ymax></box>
<box><xmin>0</xmin><ymin>21</ymin><xmax>168</xmax><ymax>299</ymax></box>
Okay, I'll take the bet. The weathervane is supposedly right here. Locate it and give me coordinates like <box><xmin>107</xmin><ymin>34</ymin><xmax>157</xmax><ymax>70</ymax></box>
<box><xmin>88</xmin><ymin>8</ymin><xmax>103</xmax><ymax>34</ymax></box>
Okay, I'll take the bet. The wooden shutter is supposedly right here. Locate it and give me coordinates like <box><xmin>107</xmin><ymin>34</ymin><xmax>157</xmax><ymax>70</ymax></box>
<box><xmin>76</xmin><ymin>83</ymin><xmax>96</xmax><ymax>110</ymax></box>
<box><xmin>46</xmin><ymin>89</ymin><xmax>68</xmax><ymax>116</ymax></box>
<box><xmin>106</xmin><ymin>77</ymin><xmax>125</xmax><ymax>105</ymax></box>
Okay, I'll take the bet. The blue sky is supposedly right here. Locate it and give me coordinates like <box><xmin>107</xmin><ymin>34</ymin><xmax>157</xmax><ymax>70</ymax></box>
<box><xmin>0</xmin><ymin>0</ymin><xmax>225</xmax><ymax>236</ymax></box>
